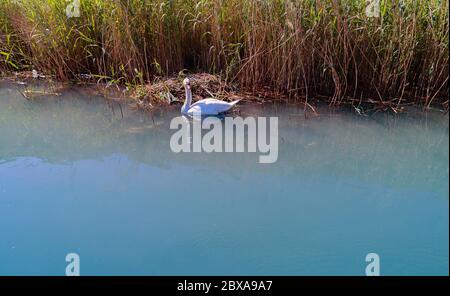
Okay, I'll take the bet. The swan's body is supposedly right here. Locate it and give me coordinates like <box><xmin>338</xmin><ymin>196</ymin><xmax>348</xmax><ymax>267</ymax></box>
<box><xmin>181</xmin><ymin>78</ymin><xmax>240</xmax><ymax>115</ymax></box>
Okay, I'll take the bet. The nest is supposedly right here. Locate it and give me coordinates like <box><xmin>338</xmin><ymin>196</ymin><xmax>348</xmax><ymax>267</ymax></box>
<box><xmin>144</xmin><ymin>73</ymin><xmax>236</xmax><ymax>104</ymax></box>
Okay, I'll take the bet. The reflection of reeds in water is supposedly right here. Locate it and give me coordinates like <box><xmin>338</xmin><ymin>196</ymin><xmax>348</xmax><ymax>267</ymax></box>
<box><xmin>0</xmin><ymin>0</ymin><xmax>448</xmax><ymax>107</ymax></box>
<box><xmin>0</xmin><ymin>84</ymin><xmax>448</xmax><ymax>198</ymax></box>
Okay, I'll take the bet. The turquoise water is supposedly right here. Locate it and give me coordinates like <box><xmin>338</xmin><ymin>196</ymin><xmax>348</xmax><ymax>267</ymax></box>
<box><xmin>0</xmin><ymin>82</ymin><xmax>448</xmax><ymax>275</ymax></box>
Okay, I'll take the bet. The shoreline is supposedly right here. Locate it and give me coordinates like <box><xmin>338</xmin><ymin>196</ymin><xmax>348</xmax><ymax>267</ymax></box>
<box><xmin>1</xmin><ymin>71</ymin><xmax>448</xmax><ymax>116</ymax></box>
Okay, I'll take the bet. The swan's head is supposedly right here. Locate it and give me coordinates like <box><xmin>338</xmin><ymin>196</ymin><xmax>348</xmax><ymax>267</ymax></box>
<box><xmin>183</xmin><ymin>78</ymin><xmax>191</xmax><ymax>89</ymax></box>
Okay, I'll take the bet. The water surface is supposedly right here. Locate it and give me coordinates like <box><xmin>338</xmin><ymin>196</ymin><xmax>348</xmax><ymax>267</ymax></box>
<box><xmin>0</xmin><ymin>82</ymin><xmax>448</xmax><ymax>275</ymax></box>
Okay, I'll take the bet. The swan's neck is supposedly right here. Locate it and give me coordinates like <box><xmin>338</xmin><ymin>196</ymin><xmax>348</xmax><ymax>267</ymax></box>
<box><xmin>181</xmin><ymin>86</ymin><xmax>192</xmax><ymax>113</ymax></box>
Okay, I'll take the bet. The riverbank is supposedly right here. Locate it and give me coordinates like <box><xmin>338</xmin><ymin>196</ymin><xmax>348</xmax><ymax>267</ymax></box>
<box><xmin>2</xmin><ymin>70</ymin><xmax>448</xmax><ymax>116</ymax></box>
<box><xmin>1</xmin><ymin>0</ymin><xmax>448</xmax><ymax>110</ymax></box>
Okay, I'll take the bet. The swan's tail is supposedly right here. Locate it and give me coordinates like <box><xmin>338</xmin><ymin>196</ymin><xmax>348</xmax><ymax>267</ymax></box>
<box><xmin>229</xmin><ymin>99</ymin><xmax>241</xmax><ymax>106</ymax></box>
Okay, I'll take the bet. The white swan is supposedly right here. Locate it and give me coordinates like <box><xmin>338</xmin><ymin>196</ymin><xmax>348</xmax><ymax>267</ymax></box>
<box><xmin>181</xmin><ymin>78</ymin><xmax>240</xmax><ymax>115</ymax></box>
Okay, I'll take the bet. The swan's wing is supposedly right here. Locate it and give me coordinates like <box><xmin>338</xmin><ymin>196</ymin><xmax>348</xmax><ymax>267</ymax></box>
<box><xmin>189</xmin><ymin>98</ymin><xmax>235</xmax><ymax>114</ymax></box>
<box><xmin>189</xmin><ymin>98</ymin><xmax>225</xmax><ymax>108</ymax></box>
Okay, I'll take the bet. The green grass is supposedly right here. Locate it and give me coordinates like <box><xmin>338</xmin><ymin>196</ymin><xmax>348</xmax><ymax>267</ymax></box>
<box><xmin>0</xmin><ymin>0</ymin><xmax>448</xmax><ymax>107</ymax></box>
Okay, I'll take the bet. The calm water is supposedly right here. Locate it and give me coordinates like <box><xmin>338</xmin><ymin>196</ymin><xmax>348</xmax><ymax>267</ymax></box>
<box><xmin>0</xmin><ymin>82</ymin><xmax>448</xmax><ymax>275</ymax></box>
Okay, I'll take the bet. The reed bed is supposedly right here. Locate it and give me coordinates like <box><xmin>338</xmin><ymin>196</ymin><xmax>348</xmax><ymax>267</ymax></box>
<box><xmin>0</xmin><ymin>0</ymin><xmax>448</xmax><ymax>108</ymax></box>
